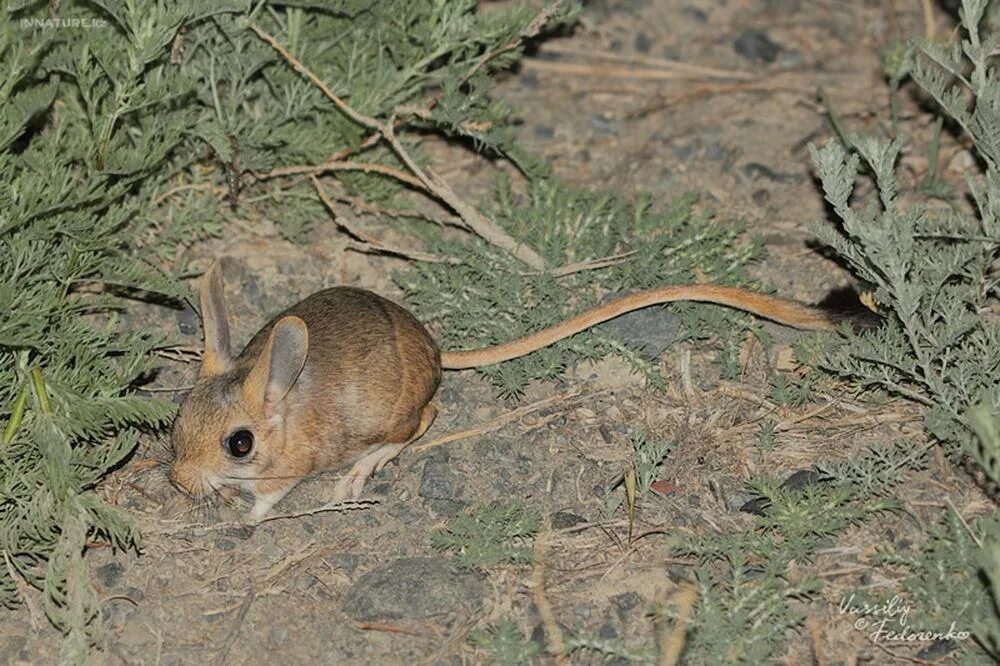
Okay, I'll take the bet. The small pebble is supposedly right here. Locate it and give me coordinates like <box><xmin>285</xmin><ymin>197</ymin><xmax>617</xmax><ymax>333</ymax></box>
<box><xmin>419</xmin><ymin>456</ymin><xmax>456</xmax><ymax>500</ymax></box>
<box><xmin>175</xmin><ymin>305</ymin><xmax>199</xmax><ymax>335</ymax></box>
<box><xmin>734</xmin><ymin>29</ymin><xmax>783</xmax><ymax>63</ymax></box>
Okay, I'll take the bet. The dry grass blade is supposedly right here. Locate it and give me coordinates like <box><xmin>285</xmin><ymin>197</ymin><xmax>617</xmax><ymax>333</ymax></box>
<box><xmin>540</xmin><ymin>43</ymin><xmax>757</xmax><ymax>80</ymax></box>
<box><xmin>532</xmin><ymin>524</ymin><xmax>568</xmax><ymax>665</ymax></box>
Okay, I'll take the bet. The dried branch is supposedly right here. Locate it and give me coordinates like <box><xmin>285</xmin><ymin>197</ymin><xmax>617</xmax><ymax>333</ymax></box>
<box><xmin>249</xmin><ymin>23</ymin><xmax>547</xmax><ymax>269</ymax></box>
<box><xmin>311</xmin><ymin>176</ymin><xmax>461</xmax><ymax>264</ymax></box>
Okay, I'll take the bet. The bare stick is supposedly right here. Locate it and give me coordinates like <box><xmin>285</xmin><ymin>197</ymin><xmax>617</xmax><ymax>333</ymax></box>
<box><xmin>806</xmin><ymin>614</ymin><xmax>826</xmax><ymax>666</ymax></box>
<box><xmin>311</xmin><ymin>176</ymin><xmax>460</xmax><ymax>264</ymax></box>
<box><xmin>260</xmin><ymin>160</ymin><xmax>426</xmax><ymax>190</ymax></box>
<box><xmin>213</xmin><ymin>590</ymin><xmax>255</xmax><ymax>666</ymax></box>
<box><xmin>543</xmin><ymin>250</ymin><xmax>638</xmax><ymax>278</ymax></box>
<box><xmin>921</xmin><ymin>0</ymin><xmax>936</xmax><ymax>40</ymax></box>
<box><xmin>460</xmin><ymin>1</ymin><xmax>567</xmax><ymax>86</ymax></box>
<box><xmin>532</xmin><ymin>525</ymin><xmax>568</xmax><ymax>664</ymax></box>
<box><xmin>523</xmin><ymin>59</ymin><xmax>752</xmax><ymax>81</ymax></box>
<box><xmin>249</xmin><ymin>24</ymin><xmax>546</xmax><ymax>269</ymax></box>
<box><xmin>540</xmin><ymin>43</ymin><xmax>756</xmax><ymax>80</ymax></box>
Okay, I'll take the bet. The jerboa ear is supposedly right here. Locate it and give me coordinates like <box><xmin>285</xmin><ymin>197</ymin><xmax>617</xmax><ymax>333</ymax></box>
<box><xmin>199</xmin><ymin>262</ymin><xmax>233</xmax><ymax>378</ymax></box>
<box><xmin>243</xmin><ymin>316</ymin><xmax>309</xmax><ymax>414</ymax></box>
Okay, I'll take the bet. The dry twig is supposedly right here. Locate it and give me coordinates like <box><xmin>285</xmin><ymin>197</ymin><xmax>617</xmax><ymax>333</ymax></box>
<box><xmin>249</xmin><ymin>23</ymin><xmax>546</xmax><ymax>269</ymax></box>
<box><xmin>532</xmin><ymin>524</ymin><xmax>568</xmax><ymax>665</ymax></box>
<box><xmin>540</xmin><ymin>43</ymin><xmax>756</xmax><ymax>80</ymax></box>
<box><xmin>311</xmin><ymin>176</ymin><xmax>460</xmax><ymax>264</ymax></box>
<box><xmin>213</xmin><ymin>590</ymin><xmax>255</xmax><ymax>666</ymax></box>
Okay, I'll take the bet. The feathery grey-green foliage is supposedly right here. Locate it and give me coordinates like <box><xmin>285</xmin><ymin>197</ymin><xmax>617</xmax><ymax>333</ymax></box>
<box><xmin>806</xmin><ymin>0</ymin><xmax>1000</xmax><ymax>661</ymax></box>
<box><xmin>398</xmin><ymin>178</ymin><xmax>764</xmax><ymax>399</ymax></box>
<box><xmin>1</xmin><ymin>4</ymin><xmax>196</xmax><ymax>660</ymax></box>
<box><xmin>675</xmin><ymin>472</ymin><xmax>900</xmax><ymax>664</ymax></box>
<box><xmin>468</xmin><ymin>619</ymin><xmax>543</xmax><ymax>665</ymax></box>
<box><xmin>876</xmin><ymin>510</ymin><xmax>1000</xmax><ymax>661</ymax></box>
<box><xmin>431</xmin><ymin>500</ymin><xmax>540</xmax><ymax>570</ymax></box>
<box><xmin>810</xmin><ymin>0</ymin><xmax>1000</xmax><ymax>482</ymax></box>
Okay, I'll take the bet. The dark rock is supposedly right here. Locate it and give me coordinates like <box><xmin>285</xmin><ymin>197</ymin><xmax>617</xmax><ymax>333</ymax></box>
<box><xmin>95</xmin><ymin>562</ymin><xmax>125</xmax><ymax>588</ymax></box>
<box><xmin>781</xmin><ymin>469</ymin><xmax>822</xmax><ymax>491</ymax></box>
<box><xmin>596</xmin><ymin>299</ymin><xmax>681</xmax><ymax>362</ymax></box>
<box><xmin>342</xmin><ymin>557</ymin><xmax>485</xmax><ymax>622</ymax></box>
<box><xmin>742</xmin><ymin>162</ymin><xmax>804</xmax><ymax>183</ymax></box>
<box><xmin>666</xmin><ymin>567</ymin><xmax>690</xmax><ymax>584</ymax></box>
<box><xmin>705</xmin><ymin>141</ymin><xmax>729</xmax><ymax>162</ymax></box>
<box><xmin>534</xmin><ymin>125</ymin><xmax>555</xmax><ymax>139</ymax></box>
<box><xmin>599</xmin><ymin>620</ymin><xmax>618</xmax><ymax>639</ymax></box>
<box><xmin>741</xmin><ymin>469</ymin><xmax>821</xmax><ymax>514</ymax></box>
<box><xmin>684</xmin><ymin>7</ymin><xmax>708</xmax><ymax>23</ymax></box>
<box><xmin>425</xmin><ymin>498</ymin><xmax>467</xmax><ymax>518</ymax></box>
<box><xmin>733</xmin><ymin>29</ymin><xmax>783</xmax><ymax>64</ymax></box>
<box><xmin>222</xmin><ymin>525</ymin><xmax>255</xmax><ymax>540</ymax></box>
<box><xmin>635</xmin><ymin>32</ymin><xmax>652</xmax><ymax>53</ymax></box>
<box><xmin>612</xmin><ymin>591</ymin><xmax>641</xmax><ymax>618</ymax></box>
<box><xmin>367</xmin><ymin>482</ymin><xmax>393</xmax><ymax>497</ymax></box>
<box><xmin>327</xmin><ymin>552</ymin><xmax>360</xmax><ymax>574</ymax></box>
<box><xmin>739</xmin><ymin>496</ymin><xmax>769</xmax><ymax>516</ymax></box>
<box><xmin>915</xmin><ymin>639</ymin><xmax>956</xmax><ymax>661</ymax></box>
<box><xmin>240</xmin><ymin>279</ymin><xmax>263</xmax><ymax>309</ymax></box>
<box><xmin>551</xmin><ymin>510</ymin><xmax>587</xmax><ymax>529</ymax></box>
<box><xmin>670</xmin><ymin>139</ymin><xmax>698</xmax><ymax>161</ymax></box>
<box><xmin>590</xmin><ymin>114</ymin><xmax>618</xmax><ymax>137</ymax></box>
<box><xmin>419</xmin><ymin>456</ymin><xmax>456</xmax><ymax>500</ymax></box>
<box><xmin>175</xmin><ymin>304</ymin><xmax>200</xmax><ymax>335</ymax></box>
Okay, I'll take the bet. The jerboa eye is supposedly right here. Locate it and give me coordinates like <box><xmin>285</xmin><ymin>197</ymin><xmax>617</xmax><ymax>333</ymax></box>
<box><xmin>226</xmin><ymin>429</ymin><xmax>254</xmax><ymax>458</ymax></box>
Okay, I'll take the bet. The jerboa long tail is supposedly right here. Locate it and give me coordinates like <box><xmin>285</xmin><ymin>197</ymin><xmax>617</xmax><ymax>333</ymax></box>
<box><xmin>439</xmin><ymin>284</ymin><xmax>840</xmax><ymax>370</ymax></box>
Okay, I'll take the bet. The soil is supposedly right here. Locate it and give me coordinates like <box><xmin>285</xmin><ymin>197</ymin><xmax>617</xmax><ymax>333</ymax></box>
<box><xmin>1</xmin><ymin>0</ymin><xmax>988</xmax><ymax>664</ymax></box>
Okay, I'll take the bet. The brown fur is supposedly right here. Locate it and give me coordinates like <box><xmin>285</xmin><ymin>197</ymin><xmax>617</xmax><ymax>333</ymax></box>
<box><xmin>169</xmin><ymin>265</ymin><xmax>854</xmax><ymax>520</ymax></box>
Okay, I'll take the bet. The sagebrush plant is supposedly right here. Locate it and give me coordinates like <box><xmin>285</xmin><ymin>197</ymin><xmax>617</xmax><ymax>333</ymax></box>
<box><xmin>431</xmin><ymin>501</ymin><xmax>540</xmax><ymax>570</ymax></box>
<box><xmin>1</xmin><ymin>5</ymin><xmax>197</xmax><ymax>659</ymax></box>
<box><xmin>810</xmin><ymin>0</ymin><xmax>1000</xmax><ymax>484</ymax></box>
<box><xmin>602</xmin><ymin>428</ymin><xmax>671</xmax><ymax>519</ymax></box>
<box><xmin>0</xmin><ymin>0</ymin><xmax>574</xmax><ymax>658</ymax></box>
<box><xmin>804</xmin><ymin>0</ymin><xmax>1000</xmax><ymax>660</ymax></box>
<box><xmin>398</xmin><ymin>178</ymin><xmax>764</xmax><ymax>399</ymax></box>
<box><xmin>674</xmin><ymin>463</ymin><xmax>902</xmax><ymax>664</ymax></box>
<box><xmin>468</xmin><ymin>619</ymin><xmax>542</xmax><ymax>666</ymax></box>
<box><xmin>877</xmin><ymin>509</ymin><xmax>1000</xmax><ymax>660</ymax></box>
